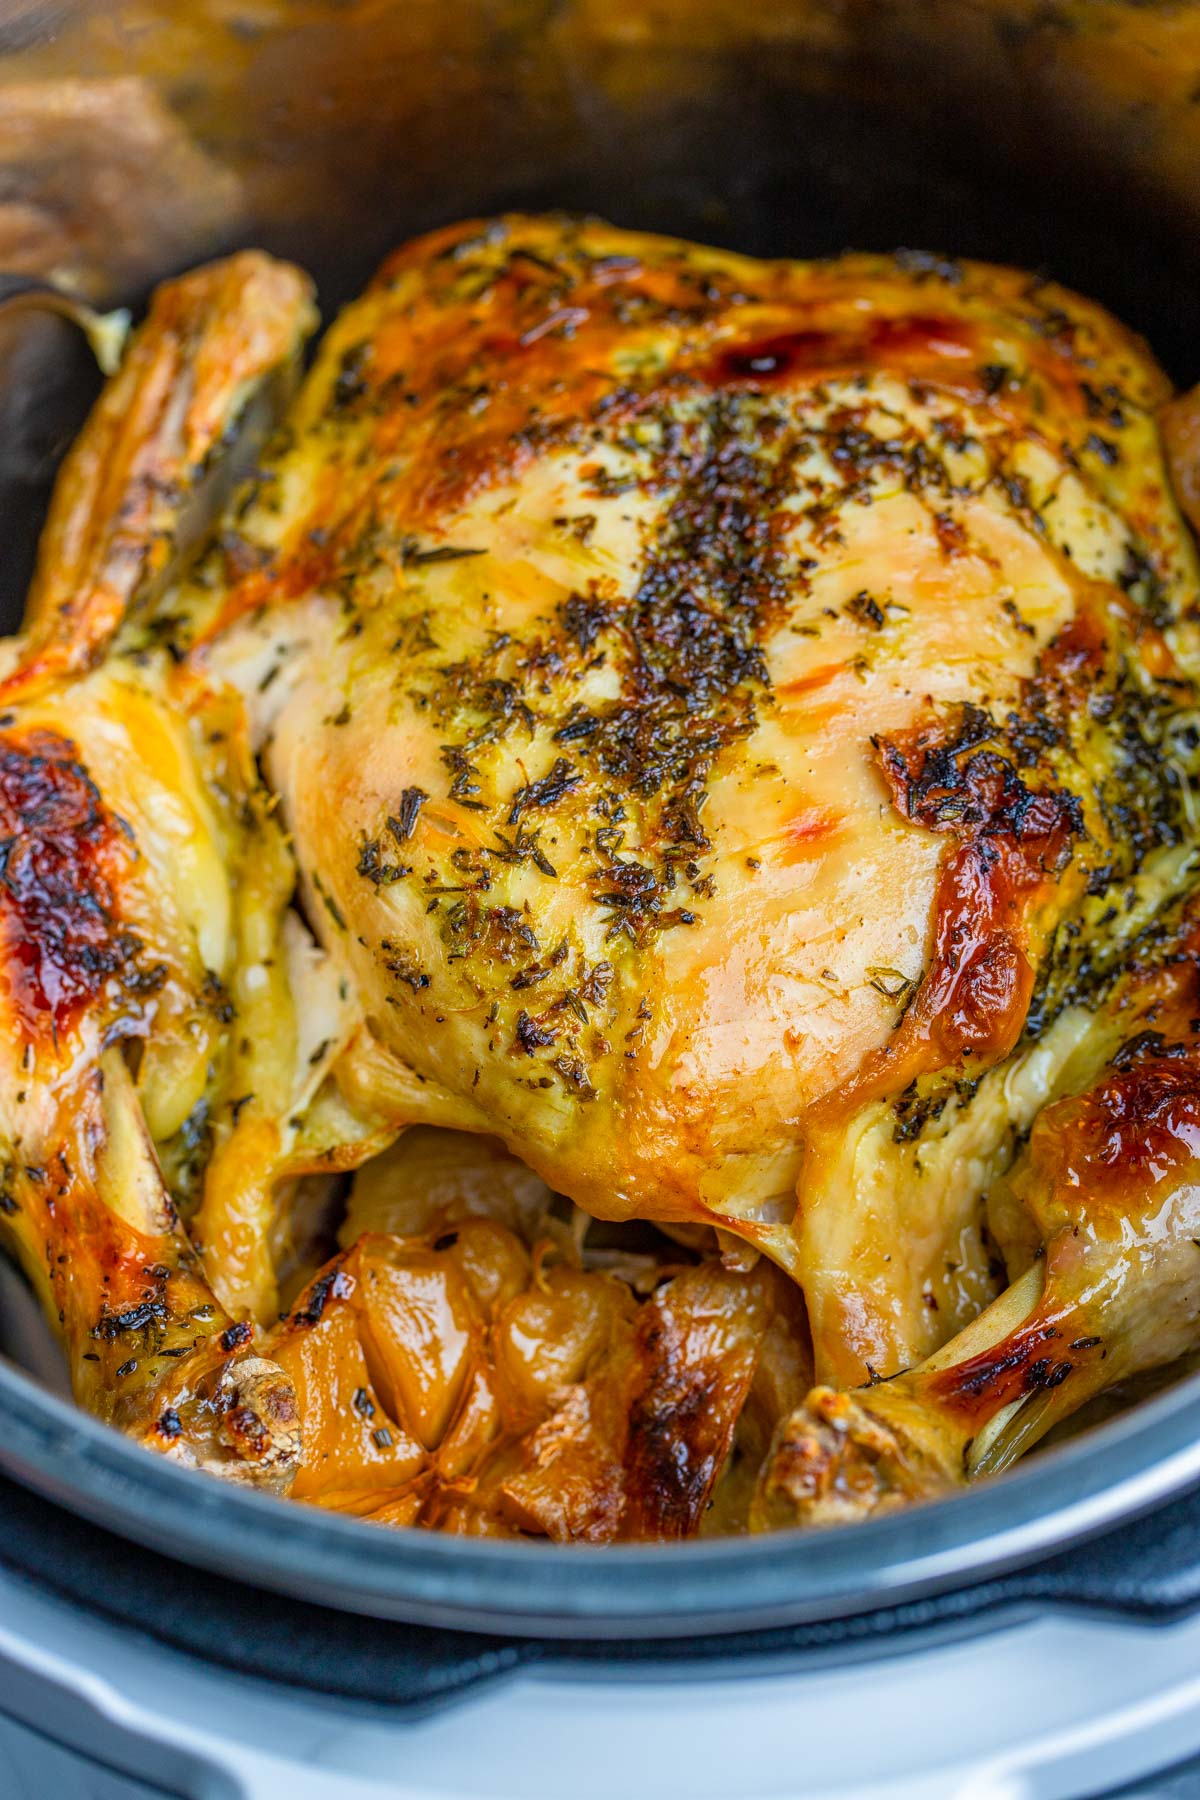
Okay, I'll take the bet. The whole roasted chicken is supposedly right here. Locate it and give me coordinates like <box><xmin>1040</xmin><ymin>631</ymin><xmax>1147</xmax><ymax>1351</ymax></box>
<box><xmin>3</xmin><ymin>214</ymin><xmax>1200</xmax><ymax>1537</ymax></box>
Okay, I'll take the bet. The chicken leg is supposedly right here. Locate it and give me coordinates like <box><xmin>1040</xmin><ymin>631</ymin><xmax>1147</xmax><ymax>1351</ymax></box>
<box><xmin>754</xmin><ymin>893</ymin><xmax>1200</xmax><ymax>1527</ymax></box>
<box><xmin>0</xmin><ymin>251</ymin><xmax>319</xmax><ymax>1482</ymax></box>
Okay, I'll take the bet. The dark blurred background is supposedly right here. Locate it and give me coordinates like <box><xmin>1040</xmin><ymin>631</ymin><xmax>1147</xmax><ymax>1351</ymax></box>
<box><xmin>3</xmin><ymin>0</ymin><xmax>1200</xmax><ymax>619</ymax></box>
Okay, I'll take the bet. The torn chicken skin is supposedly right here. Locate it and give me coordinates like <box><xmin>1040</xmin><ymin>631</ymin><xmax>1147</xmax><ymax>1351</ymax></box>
<box><xmin>3</xmin><ymin>214</ymin><xmax>1200</xmax><ymax>1535</ymax></box>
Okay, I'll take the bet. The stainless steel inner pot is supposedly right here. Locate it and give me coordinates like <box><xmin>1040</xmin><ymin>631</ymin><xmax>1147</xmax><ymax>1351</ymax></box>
<box><xmin>2</xmin><ymin>0</ymin><xmax>1200</xmax><ymax>1638</ymax></box>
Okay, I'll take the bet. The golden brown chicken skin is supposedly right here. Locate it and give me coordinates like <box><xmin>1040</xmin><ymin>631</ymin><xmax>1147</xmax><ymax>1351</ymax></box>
<box><xmin>0</xmin><ymin>255</ymin><xmax>322</xmax><ymax>1484</ymax></box>
<box><xmin>755</xmin><ymin>889</ymin><xmax>1200</xmax><ymax>1527</ymax></box>
<box><xmin>2</xmin><ymin>214</ymin><xmax>1200</xmax><ymax>1539</ymax></box>
<box><xmin>0</xmin><ymin>675</ymin><xmax>304</xmax><ymax>1483</ymax></box>
<box><xmin>178</xmin><ymin>216</ymin><xmax>1200</xmax><ymax>1384</ymax></box>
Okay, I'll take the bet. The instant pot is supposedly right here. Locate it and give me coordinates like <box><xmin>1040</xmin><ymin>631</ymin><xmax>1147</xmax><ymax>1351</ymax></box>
<box><xmin>5</xmin><ymin>4</ymin><xmax>1200</xmax><ymax>1794</ymax></box>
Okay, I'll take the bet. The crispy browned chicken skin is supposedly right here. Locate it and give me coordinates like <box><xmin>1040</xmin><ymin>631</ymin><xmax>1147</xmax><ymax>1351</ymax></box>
<box><xmin>3</xmin><ymin>214</ymin><xmax>1200</xmax><ymax>1533</ymax></box>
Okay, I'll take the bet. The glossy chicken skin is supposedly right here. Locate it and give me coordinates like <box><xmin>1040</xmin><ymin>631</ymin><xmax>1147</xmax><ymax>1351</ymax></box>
<box><xmin>3</xmin><ymin>215</ymin><xmax>1200</xmax><ymax>1534</ymax></box>
<box><xmin>755</xmin><ymin>890</ymin><xmax>1200</xmax><ymax>1527</ymax></box>
<box><xmin>0</xmin><ymin>639</ymin><xmax>309</xmax><ymax>1478</ymax></box>
<box><xmin>0</xmin><ymin>255</ymin><xmax>330</xmax><ymax>1482</ymax></box>
<box><xmin>179</xmin><ymin>216</ymin><xmax>1200</xmax><ymax>1384</ymax></box>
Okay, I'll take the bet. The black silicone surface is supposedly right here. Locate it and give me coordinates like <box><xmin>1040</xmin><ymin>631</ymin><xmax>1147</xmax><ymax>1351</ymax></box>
<box><xmin>4</xmin><ymin>1466</ymin><xmax>1200</xmax><ymax>1715</ymax></box>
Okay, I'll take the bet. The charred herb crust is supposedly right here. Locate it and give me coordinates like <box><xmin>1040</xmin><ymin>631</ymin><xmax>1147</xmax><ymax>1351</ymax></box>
<box><xmin>0</xmin><ymin>730</ymin><xmax>166</xmax><ymax>1032</ymax></box>
<box><xmin>887</xmin><ymin>584</ymin><xmax>1199</xmax><ymax>1137</ymax></box>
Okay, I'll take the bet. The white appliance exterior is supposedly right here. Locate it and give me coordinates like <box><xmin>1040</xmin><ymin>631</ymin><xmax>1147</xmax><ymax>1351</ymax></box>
<box><xmin>2</xmin><ymin>1564</ymin><xmax>1199</xmax><ymax>1800</ymax></box>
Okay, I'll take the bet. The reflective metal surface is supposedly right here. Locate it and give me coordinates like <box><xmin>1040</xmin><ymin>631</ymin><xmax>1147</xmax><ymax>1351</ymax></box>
<box><xmin>1</xmin><ymin>1355</ymin><xmax>1200</xmax><ymax>1635</ymax></box>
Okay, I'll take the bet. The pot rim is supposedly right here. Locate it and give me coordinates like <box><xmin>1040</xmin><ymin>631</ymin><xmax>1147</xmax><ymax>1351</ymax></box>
<box><xmin>1</xmin><ymin>1356</ymin><xmax>1198</xmax><ymax>1639</ymax></box>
